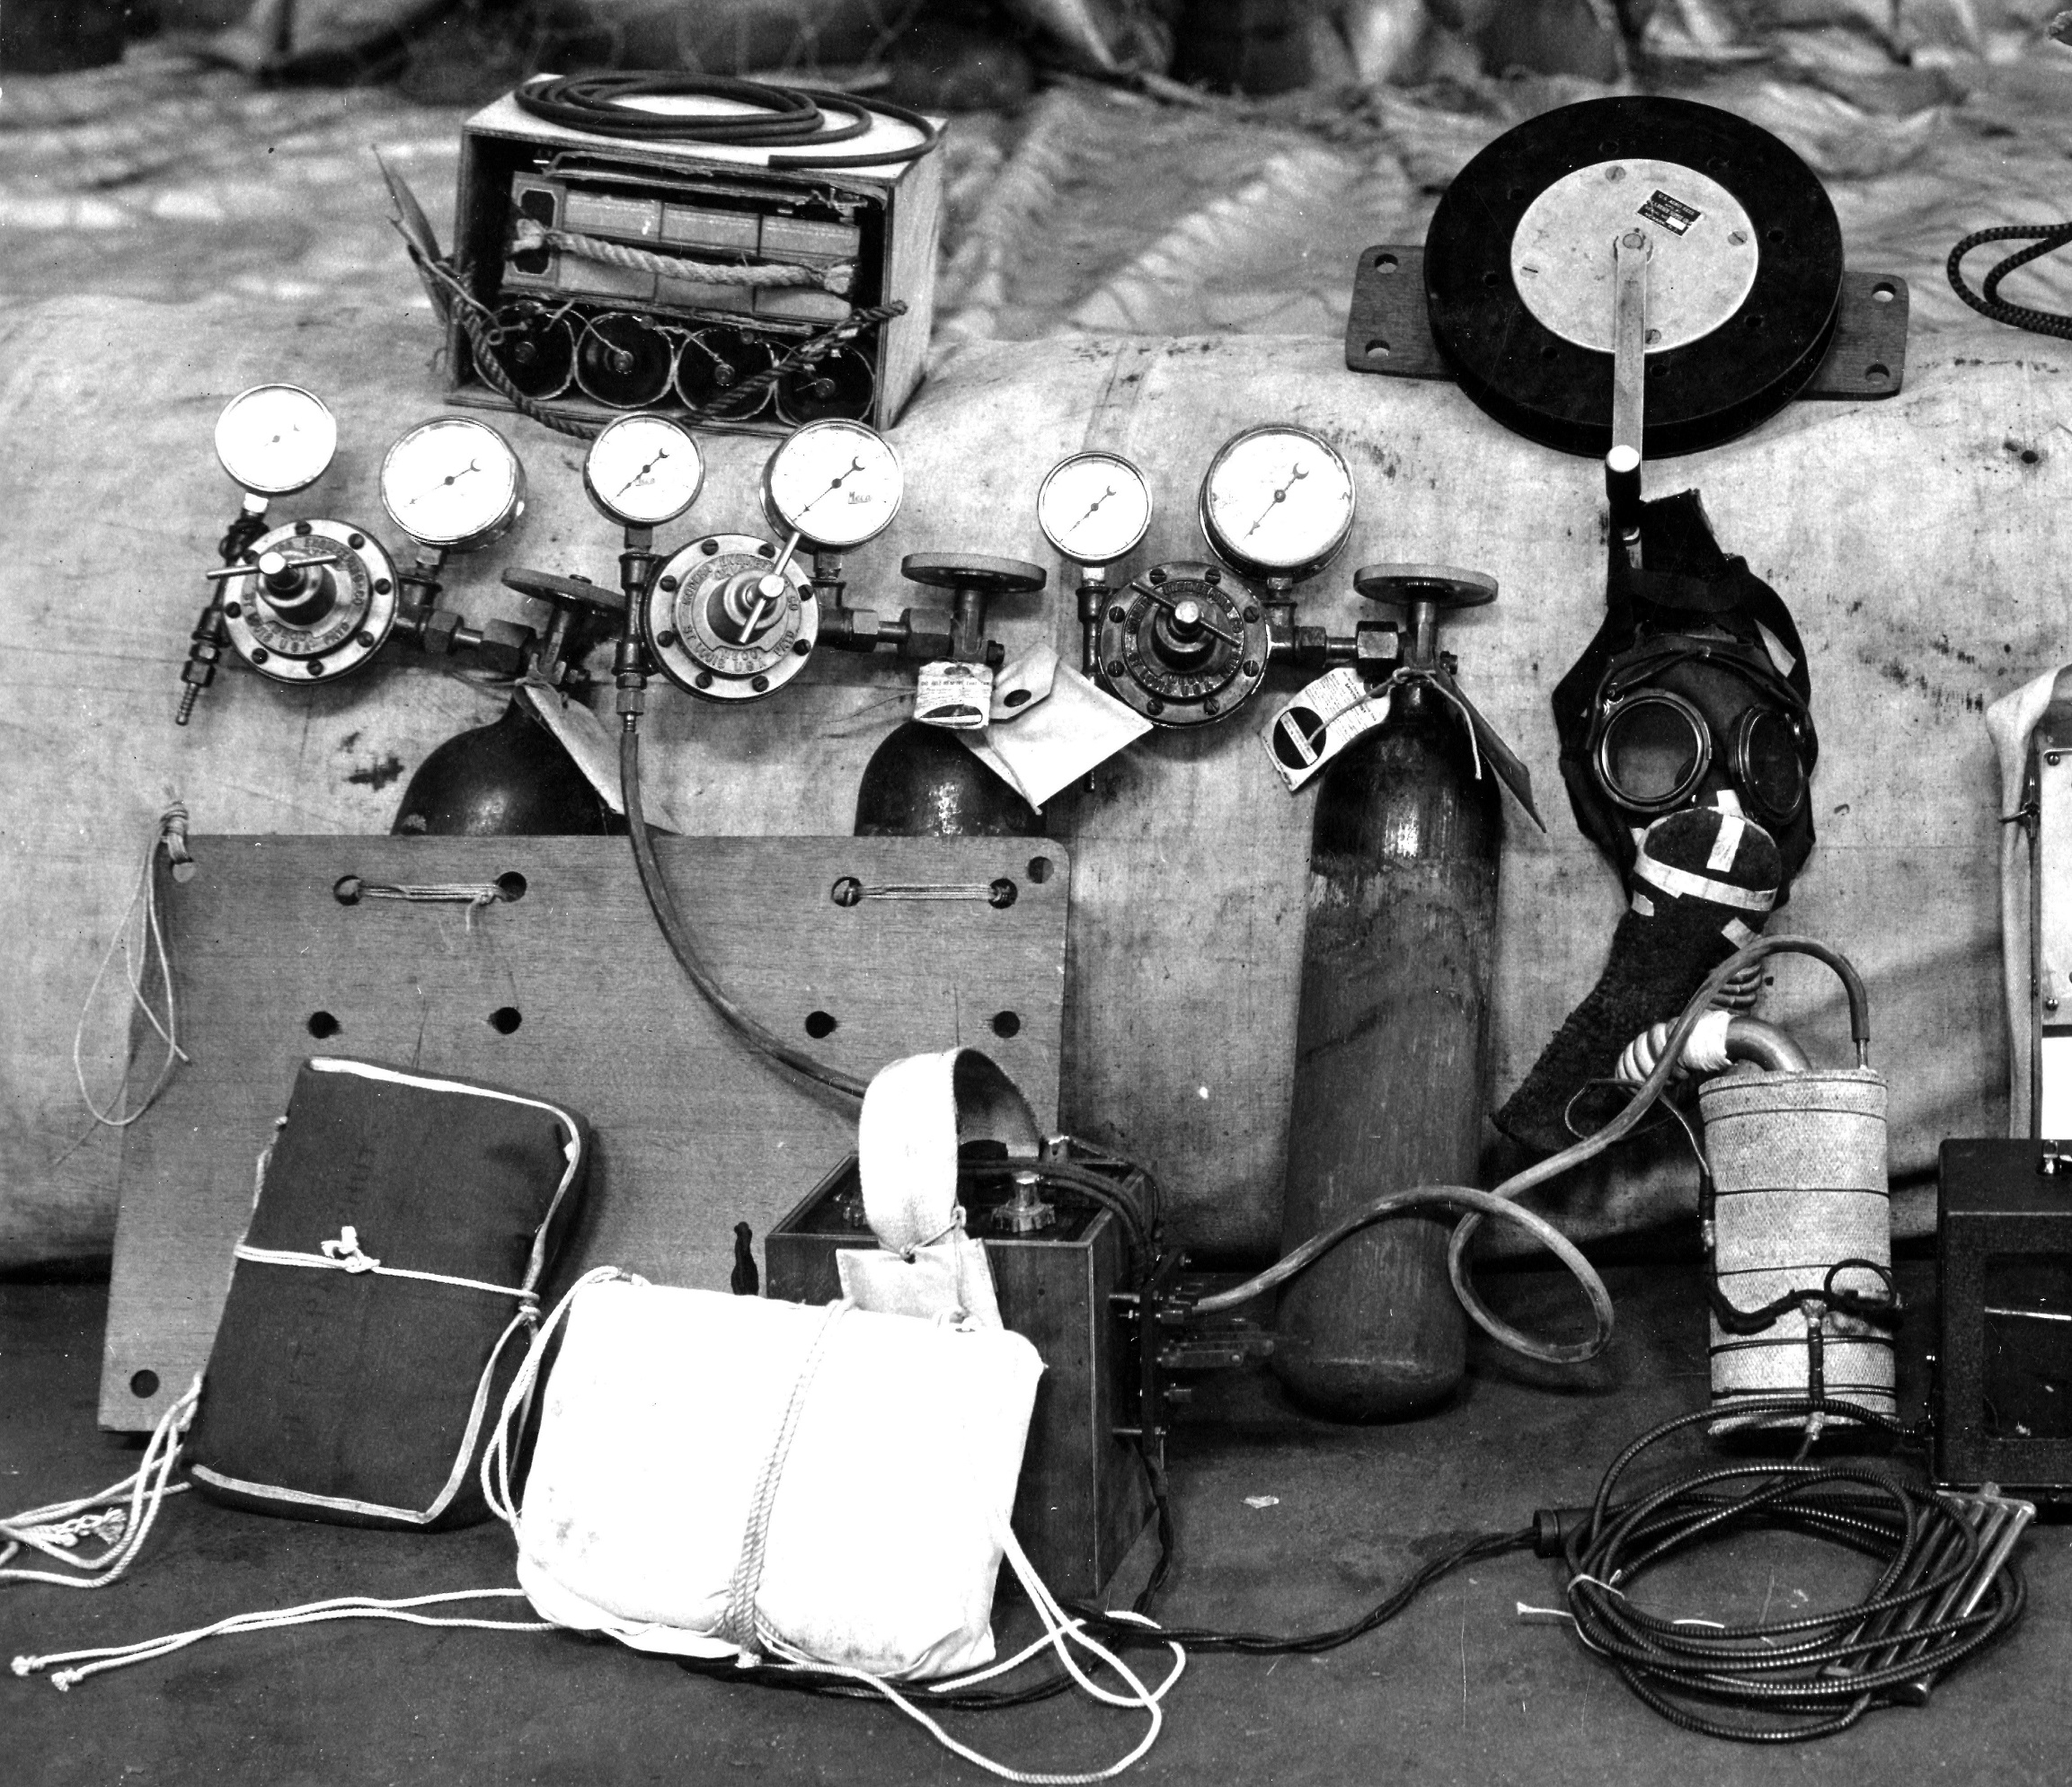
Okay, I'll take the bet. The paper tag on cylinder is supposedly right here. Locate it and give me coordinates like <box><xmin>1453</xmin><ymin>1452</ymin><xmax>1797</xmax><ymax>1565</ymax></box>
<box><xmin>915</xmin><ymin>660</ymin><xmax>993</xmax><ymax>730</ymax></box>
<box><xmin>1262</xmin><ymin>668</ymin><xmax>1390</xmax><ymax>793</ymax></box>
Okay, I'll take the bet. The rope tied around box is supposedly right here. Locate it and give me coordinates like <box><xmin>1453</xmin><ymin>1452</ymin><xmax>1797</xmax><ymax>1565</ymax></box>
<box><xmin>508</xmin><ymin>217</ymin><xmax>855</xmax><ymax>297</ymax></box>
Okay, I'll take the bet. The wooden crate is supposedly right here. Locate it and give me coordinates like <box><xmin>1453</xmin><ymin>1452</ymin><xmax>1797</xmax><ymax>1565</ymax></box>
<box><xmin>101</xmin><ymin>834</ymin><xmax>1066</xmax><ymax>1432</ymax></box>
<box><xmin>447</xmin><ymin>91</ymin><xmax>941</xmax><ymax>436</ymax></box>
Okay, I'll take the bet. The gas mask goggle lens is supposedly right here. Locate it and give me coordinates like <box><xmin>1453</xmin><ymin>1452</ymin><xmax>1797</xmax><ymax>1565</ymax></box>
<box><xmin>1594</xmin><ymin>685</ymin><xmax>1811</xmax><ymax>830</ymax></box>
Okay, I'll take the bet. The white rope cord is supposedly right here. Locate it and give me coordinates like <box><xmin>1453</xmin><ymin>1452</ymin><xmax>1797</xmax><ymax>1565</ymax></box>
<box><xmin>1</xmin><ymin>1379</ymin><xmax>198</xmax><ymax>1590</ymax></box>
<box><xmin>482</xmin><ymin>1268</ymin><xmax>626</xmax><ymax>1528</ymax></box>
<box><xmin>73</xmin><ymin>804</ymin><xmax>191</xmax><ymax>1128</ymax></box>
<box><xmin>509</xmin><ymin>217</ymin><xmax>855</xmax><ymax>296</ymax></box>
<box><xmin>764</xmin><ymin>1520</ymin><xmax>1178</xmax><ymax>1784</ymax></box>
<box><xmin>12</xmin><ymin>1590</ymin><xmax>553</xmax><ymax>1691</ymax></box>
<box><xmin>342</xmin><ymin>879</ymin><xmax>503</xmax><ymax>907</ymax></box>
<box><xmin>234</xmin><ymin>1227</ymin><xmax>539</xmax><ymax>1306</ymax></box>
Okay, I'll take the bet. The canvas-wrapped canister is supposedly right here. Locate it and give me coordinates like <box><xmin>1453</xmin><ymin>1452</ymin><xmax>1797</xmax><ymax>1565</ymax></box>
<box><xmin>1701</xmin><ymin>1066</ymin><xmax>1893</xmax><ymax>1429</ymax></box>
<box><xmin>185</xmin><ymin>1057</ymin><xmax>589</xmax><ymax>1528</ymax></box>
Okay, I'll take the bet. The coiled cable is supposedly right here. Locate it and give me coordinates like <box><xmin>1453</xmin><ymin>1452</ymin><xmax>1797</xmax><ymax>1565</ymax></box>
<box><xmin>1554</xmin><ymin>1398</ymin><xmax>2027</xmax><ymax>1742</ymax></box>
<box><xmin>1947</xmin><ymin>223</ymin><xmax>2072</xmax><ymax>340</ymax></box>
<box><xmin>512</xmin><ymin>73</ymin><xmax>943</xmax><ymax>168</ymax></box>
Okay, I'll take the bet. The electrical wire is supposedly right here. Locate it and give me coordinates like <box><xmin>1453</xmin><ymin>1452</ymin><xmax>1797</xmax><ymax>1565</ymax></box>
<box><xmin>1554</xmin><ymin>1398</ymin><xmax>2028</xmax><ymax>1742</ymax></box>
<box><xmin>512</xmin><ymin>74</ymin><xmax>944</xmax><ymax>168</ymax></box>
<box><xmin>1947</xmin><ymin>223</ymin><xmax>2072</xmax><ymax>340</ymax></box>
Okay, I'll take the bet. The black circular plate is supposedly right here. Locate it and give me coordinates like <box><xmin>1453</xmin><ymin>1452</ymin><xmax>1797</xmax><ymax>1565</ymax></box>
<box><xmin>1424</xmin><ymin>96</ymin><xmax>1843</xmax><ymax>457</ymax></box>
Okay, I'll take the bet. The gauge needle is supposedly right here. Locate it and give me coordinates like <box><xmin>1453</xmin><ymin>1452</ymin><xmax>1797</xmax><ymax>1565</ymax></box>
<box><xmin>1135</xmin><ymin>579</ymin><xmax>1242</xmax><ymax>647</ymax></box>
<box><xmin>615</xmin><ymin>447</ymin><xmax>669</xmax><ymax>499</ymax></box>
<box><xmin>796</xmin><ymin>457</ymin><xmax>868</xmax><ymax>520</ymax></box>
<box><xmin>407</xmin><ymin>461</ymin><xmax>480</xmax><ymax>510</ymax></box>
<box><xmin>1245</xmin><ymin>463</ymin><xmax>1308</xmax><ymax>539</ymax></box>
<box><xmin>1070</xmin><ymin>485</ymin><xmax>1117</xmax><ymax>536</ymax></box>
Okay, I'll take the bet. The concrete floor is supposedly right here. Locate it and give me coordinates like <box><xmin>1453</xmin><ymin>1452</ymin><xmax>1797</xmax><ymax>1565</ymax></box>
<box><xmin>4</xmin><ymin>1259</ymin><xmax>2068</xmax><ymax>1785</ymax></box>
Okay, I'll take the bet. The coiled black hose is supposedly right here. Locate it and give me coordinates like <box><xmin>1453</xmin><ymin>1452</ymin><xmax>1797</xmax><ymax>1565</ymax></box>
<box><xmin>1947</xmin><ymin>223</ymin><xmax>2072</xmax><ymax>340</ymax></box>
<box><xmin>512</xmin><ymin>73</ymin><xmax>943</xmax><ymax>168</ymax></box>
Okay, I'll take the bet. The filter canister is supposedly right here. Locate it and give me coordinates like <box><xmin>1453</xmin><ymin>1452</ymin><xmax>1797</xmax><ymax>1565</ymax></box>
<box><xmin>1699</xmin><ymin>1066</ymin><xmax>1893</xmax><ymax>1429</ymax></box>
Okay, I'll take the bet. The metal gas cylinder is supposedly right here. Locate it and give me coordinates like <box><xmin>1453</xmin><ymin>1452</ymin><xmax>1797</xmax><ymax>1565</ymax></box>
<box><xmin>854</xmin><ymin>553</ymin><xmax>1046</xmax><ymax>837</ymax></box>
<box><xmin>1272</xmin><ymin>569</ymin><xmax>1504</xmax><ymax>1419</ymax></box>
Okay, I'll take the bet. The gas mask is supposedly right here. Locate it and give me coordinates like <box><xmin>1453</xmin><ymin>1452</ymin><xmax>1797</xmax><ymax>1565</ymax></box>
<box><xmin>1496</xmin><ymin>489</ymin><xmax>1818</xmax><ymax>1154</ymax></box>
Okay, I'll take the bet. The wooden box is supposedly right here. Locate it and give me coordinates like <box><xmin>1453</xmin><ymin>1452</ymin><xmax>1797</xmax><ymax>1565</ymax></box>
<box><xmin>447</xmin><ymin>91</ymin><xmax>942</xmax><ymax>435</ymax></box>
<box><xmin>765</xmin><ymin>1158</ymin><xmax>1152</xmax><ymax>1601</ymax></box>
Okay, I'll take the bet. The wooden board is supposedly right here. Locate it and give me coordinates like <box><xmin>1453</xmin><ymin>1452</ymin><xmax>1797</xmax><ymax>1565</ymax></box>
<box><xmin>99</xmin><ymin>834</ymin><xmax>1067</xmax><ymax>1431</ymax></box>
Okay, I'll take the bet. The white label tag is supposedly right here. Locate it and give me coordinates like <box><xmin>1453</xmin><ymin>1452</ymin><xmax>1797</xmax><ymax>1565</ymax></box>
<box><xmin>915</xmin><ymin>660</ymin><xmax>994</xmax><ymax>730</ymax></box>
<box><xmin>989</xmin><ymin>644</ymin><xmax>1058</xmax><ymax>721</ymax></box>
<box><xmin>1262</xmin><ymin>667</ymin><xmax>1390</xmax><ymax>793</ymax></box>
<box><xmin>960</xmin><ymin>659</ymin><xmax>1152</xmax><ymax>811</ymax></box>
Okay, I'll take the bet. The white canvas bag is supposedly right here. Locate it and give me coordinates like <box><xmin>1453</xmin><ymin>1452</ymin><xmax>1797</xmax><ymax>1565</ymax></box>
<box><xmin>501</xmin><ymin>1274</ymin><xmax>1039</xmax><ymax>1677</ymax></box>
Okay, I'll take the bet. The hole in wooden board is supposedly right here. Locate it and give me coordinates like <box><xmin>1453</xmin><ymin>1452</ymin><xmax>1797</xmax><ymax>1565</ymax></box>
<box><xmin>332</xmin><ymin>875</ymin><xmax>363</xmax><ymax>906</ymax></box>
<box><xmin>1374</xmin><ymin>252</ymin><xmax>1398</xmax><ymax>271</ymax></box>
<box><xmin>1873</xmin><ymin>280</ymin><xmax>1897</xmax><ymax>303</ymax></box>
<box><xmin>990</xmin><ymin>1011</ymin><xmax>1022</xmax><ymax>1039</ymax></box>
<box><xmin>496</xmin><ymin>871</ymin><xmax>528</xmax><ymax>902</ymax></box>
<box><xmin>307</xmin><ymin>1011</ymin><xmax>341</xmax><ymax>1039</ymax></box>
<box><xmin>489</xmin><ymin>1006</ymin><xmax>523</xmax><ymax>1035</ymax></box>
<box><xmin>987</xmin><ymin>878</ymin><xmax>1018</xmax><ymax>909</ymax></box>
<box><xmin>1366</xmin><ymin>339</ymin><xmax>1391</xmax><ymax>358</ymax></box>
<box><xmin>130</xmin><ymin>1369</ymin><xmax>160</xmax><ymax>1399</ymax></box>
<box><xmin>1865</xmin><ymin>362</ymin><xmax>1890</xmax><ymax>386</ymax></box>
<box><xmin>804</xmin><ymin>1010</ymin><xmax>837</xmax><ymax>1039</ymax></box>
<box><xmin>1026</xmin><ymin>855</ymin><xmax>1054</xmax><ymax>885</ymax></box>
<box><xmin>830</xmin><ymin>876</ymin><xmax>863</xmax><ymax>907</ymax></box>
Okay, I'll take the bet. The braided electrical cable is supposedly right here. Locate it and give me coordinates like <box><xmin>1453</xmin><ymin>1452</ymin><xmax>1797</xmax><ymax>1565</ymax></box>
<box><xmin>1558</xmin><ymin>1399</ymin><xmax>2027</xmax><ymax>1741</ymax></box>
<box><xmin>1947</xmin><ymin>223</ymin><xmax>2072</xmax><ymax>340</ymax></box>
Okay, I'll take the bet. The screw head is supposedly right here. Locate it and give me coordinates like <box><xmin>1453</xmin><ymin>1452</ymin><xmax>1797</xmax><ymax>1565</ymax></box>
<box><xmin>250</xmin><ymin>647</ymin><xmax>270</xmax><ymax>664</ymax></box>
<box><xmin>1242</xmin><ymin>659</ymin><xmax>1260</xmax><ymax>677</ymax></box>
<box><xmin>1243</xmin><ymin>606</ymin><xmax>1260</xmax><ymax>624</ymax></box>
<box><xmin>294</xmin><ymin>520</ymin><xmax>312</xmax><ymax>535</ymax></box>
<box><xmin>224</xmin><ymin>602</ymin><xmax>244</xmax><ymax>619</ymax></box>
<box><xmin>1204</xmin><ymin>568</ymin><xmax>1220</xmax><ymax>584</ymax></box>
<box><xmin>1147</xmin><ymin>697</ymin><xmax>1164</xmax><ymax>716</ymax></box>
<box><xmin>660</xmin><ymin>575</ymin><xmax>679</xmax><ymax>593</ymax></box>
<box><xmin>307</xmin><ymin>661</ymin><xmax>324</xmax><ymax>677</ymax></box>
<box><xmin>1148</xmin><ymin>567</ymin><xmax>1167</xmax><ymax>585</ymax></box>
<box><xmin>1109</xmin><ymin>606</ymin><xmax>1126</xmax><ymax>624</ymax></box>
<box><xmin>374</xmin><ymin>579</ymin><xmax>392</xmax><ymax>596</ymax></box>
<box><xmin>357</xmin><ymin>631</ymin><xmax>375</xmax><ymax>648</ymax></box>
<box><xmin>1107</xmin><ymin>659</ymin><xmax>1126</xmax><ymax>679</ymax></box>
<box><xmin>701</xmin><ymin>539</ymin><xmax>719</xmax><ymax>556</ymax></box>
<box><xmin>347</xmin><ymin>533</ymin><xmax>365</xmax><ymax>550</ymax></box>
<box><xmin>695</xmin><ymin>670</ymin><xmax>713</xmax><ymax>689</ymax></box>
<box><xmin>656</xmin><ymin>629</ymin><xmax>678</xmax><ymax>649</ymax></box>
<box><xmin>1203</xmin><ymin>695</ymin><xmax>1220</xmax><ymax>715</ymax></box>
<box><xmin>792</xmin><ymin>638</ymin><xmax>811</xmax><ymax>655</ymax></box>
<box><xmin>751</xmin><ymin>674</ymin><xmax>769</xmax><ymax>692</ymax></box>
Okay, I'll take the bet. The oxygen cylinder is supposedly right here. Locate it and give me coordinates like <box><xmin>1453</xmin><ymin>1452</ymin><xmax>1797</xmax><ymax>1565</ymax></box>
<box><xmin>1272</xmin><ymin>571</ymin><xmax>1503</xmax><ymax>1420</ymax></box>
<box><xmin>392</xmin><ymin>697</ymin><xmax>618</xmax><ymax>836</ymax></box>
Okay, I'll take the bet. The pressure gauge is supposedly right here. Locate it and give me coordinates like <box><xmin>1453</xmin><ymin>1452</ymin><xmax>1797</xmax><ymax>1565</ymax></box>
<box><xmin>214</xmin><ymin>384</ymin><xmax>337</xmax><ymax>497</ymax></box>
<box><xmin>1038</xmin><ymin>451</ymin><xmax>1152</xmax><ymax>566</ymax></box>
<box><xmin>379</xmin><ymin>417</ymin><xmax>526</xmax><ymax>553</ymax></box>
<box><xmin>644</xmin><ymin>534</ymin><xmax>818</xmax><ymax>702</ymax></box>
<box><xmin>583</xmin><ymin>413</ymin><xmax>703</xmax><ymax>529</ymax></box>
<box><xmin>762</xmin><ymin>419</ymin><xmax>903</xmax><ymax>551</ymax></box>
<box><xmin>1199</xmin><ymin>425</ymin><xmax>1356</xmax><ymax>582</ymax></box>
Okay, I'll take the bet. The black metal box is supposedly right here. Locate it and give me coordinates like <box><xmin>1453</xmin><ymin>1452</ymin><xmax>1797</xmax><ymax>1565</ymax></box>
<box><xmin>1936</xmin><ymin>1138</ymin><xmax>2072</xmax><ymax>1500</ymax></box>
<box><xmin>765</xmin><ymin>1157</ymin><xmax>1151</xmax><ymax>1600</ymax></box>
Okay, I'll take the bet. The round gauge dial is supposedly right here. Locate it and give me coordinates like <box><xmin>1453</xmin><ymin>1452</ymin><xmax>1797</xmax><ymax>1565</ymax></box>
<box><xmin>762</xmin><ymin>420</ymin><xmax>903</xmax><ymax>551</ymax></box>
<box><xmin>379</xmin><ymin>417</ymin><xmax>526</xmax><ymax>552</ymax></box>
<box><xmin>214</xmin><ymin>384</ymin><xmax>337</xmax><ymax>497</ymax></box>
<box><xmin>1199</xmin><ymin>426</ymin><xmax>1356</xmax><ymax>580</ymax></box>
<box><xmin>645</xmin><ymin>534</ymin><xmax>819</xmax><ymax>702</ymax></box>
<box><xmin>1038</xmin><ymin>451</ymin><xmax>1152</xmax><ymax>566</ymax></box>
<box><xmin>583</xmin><ymin>413</ymin><xmax>704</xmax><ymax>529</ymax></box>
